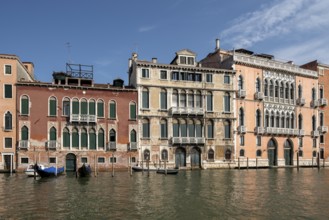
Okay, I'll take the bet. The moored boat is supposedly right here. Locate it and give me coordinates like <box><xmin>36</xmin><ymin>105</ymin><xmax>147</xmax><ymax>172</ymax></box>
<box><xmin>78</xmin><ymin>163</ymin><xmax>91</xmax><ymax>177</ymax></box>
<box><xmin>132</xmin><ymin>166</ymin><xmax>158</xmax><ymax>172</ymax></box>
<box><xmin>25</xmin><ymin>164</ymin><xmax>40</xmax><ymax>177</ymax></box>
<box><xmin>35</xmin><ymin>164</ymin><xmax>65</xmax><ymax>178</ymax></box>
<box><xmin>156</xmin><ymin>168</ymin><xmax>179</xmax><ymax>175</ymax></box>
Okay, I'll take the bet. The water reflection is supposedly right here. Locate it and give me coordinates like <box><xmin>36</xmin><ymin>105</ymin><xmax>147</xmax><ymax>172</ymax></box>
<box><xmin>0</xmin><ymin>169</ymin><xmax>329</xmax><ymax>219</ymax></box>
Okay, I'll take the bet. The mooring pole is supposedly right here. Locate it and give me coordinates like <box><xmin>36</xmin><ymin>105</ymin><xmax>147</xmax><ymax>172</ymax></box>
<box><xmin>317</xmin><ymin>152</ymin><xmax>320</xmax><ymax>171</ymax></box>
<box><xmin>297</xmin><ymin>151</ymin><xmax>299</xmax><ymax>172</ymax></box>
<box><xmin>112</xmin><ymin>153</ymin><xmax>115</xmax><ymax>177</ymax></box>
<box><xmin>238</xmin><ymin>157</ymin><xmax>240</xmax><ymax>170</ymax></box>
<box><xmin>256</xmin><ymin>157</ymin><xmax>258</xmax><ymax>170</ymax></box>
<box><xmin>76</xmin><ymin>158</ymin><xmax>78</xmax><ymax>178</ymax></box>
<box><xmin>247</xmin><ymin>157</ymin><xmax>249</xmax><ymax>170</ymax></box>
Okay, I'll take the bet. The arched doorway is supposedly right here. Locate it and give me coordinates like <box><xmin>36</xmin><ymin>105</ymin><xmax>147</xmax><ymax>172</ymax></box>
<box><xmin>225</xmin><ymin>149</ymin><xmax>232</xmax><ymax>160</ymax></box>
<box><xmin>284</xmin><ymin>139</ymin><xmax>293</xmax><ymax>166</ymax></box>
<box><xmin>175</xmin><ymin>147</ymin><xmax>186</xmax><ymax>168</ymax></box>
<box><xmin>267</xmin><ymin>138</ymin><xmax>277</xmax><ymax>166</ymax></box>
<box><xmin>66</xmin><ymin>153</ymin><xmax>77</xmax><ymax>172</ymax></box>
<box><xmin>190</xmin><ymin>147</ymin><xmax>201</xmax><ymax>168</ymax></box>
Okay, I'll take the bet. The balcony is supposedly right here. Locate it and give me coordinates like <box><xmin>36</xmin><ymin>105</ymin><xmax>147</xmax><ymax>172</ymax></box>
<box><xmin>19</xmin><ymin>140</ymin><xmax>29</xmax><ymax>150</ymax></box>
<box><xmin>311</xmin><ymin>100</ymin><xmax>319</xmax><ymax>108</ymax></box>
<box><xmin>171</xmin><ymin>137</ymin><xmax>205</xmax><ymax>145</ymax></box>
<box><xmin>170</xmin><ymin>107</ymin><xmax>204</xmax><ymax>115</ymax></box>
<box><xmin>319</xmin><ymin>98</ymin><xmax>328</xmax><ymax>106</ymax></box>
<box><xmin>312</xmin><ymin>130</ymin><xmax>320</xmax><ymax>137</ymax></box>
<box><xmin>254</xmin><ymin>127</ymin><xmax>265</xmax><ymax>135</ymax></box>
<box><xmin>296</xmin><ymin>98</ymin><xmax>305</xmax><ymax>106</ymax></box>
<box><xmin>47</xmin><ymin>140</ymin><xmax>58</xmax><ymax>150</ymax></box>
<box><xmin>299</xmin><ymin>129</ymin><xmax>305</xmax><ymax>136</ymax></box>
<box><xmin>254</xmin><ymin>92</ymin><xmax>264</xmax><ymax>100</ymax></box>
<box><xmin>237</xmin><ymin>90</ymin><xmax>246</xmax><ymax>98</ymax></box>
<box><xmin>237</xmin><ymin>125</ymin><xmax>246</xmax><ymax>134</ymax></box>
<box><xmin>107</xmin><ymin>142</ymin><xmax>116</xmax><ymax>151</ymax></box>
<box><xmin>318</xmin><ymin>126</ymin><xmax>328</xmax><ymax>133</ymax></box>
<box><xmin>128</xmin><ymin>142</ymin><xmax>137</xmax><ymax>150</ymax></box>
<box><xmin>265</xmin><ymin>127</ymin><xmax>299</xmax><ymax>136</ymax></box>
<box><xmin>70</xmin><ymin>114</ymin><xmax>97</xmax><ymax>123</ymax></box>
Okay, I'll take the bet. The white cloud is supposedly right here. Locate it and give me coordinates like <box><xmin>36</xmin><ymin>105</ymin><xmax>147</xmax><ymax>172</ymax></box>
<box><xmin>221</xmin><ymin>0</ymin><xmax>329</xmax><ymax>49</ymax></box>
<box><xmin>138</xmin><ymin>25</ymin><xmax>156</xmax><ymax>32</ymax></box>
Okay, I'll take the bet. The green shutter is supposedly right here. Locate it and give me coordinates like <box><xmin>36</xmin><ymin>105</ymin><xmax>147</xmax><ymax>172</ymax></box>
<box><xmin>63</xmin><ymin>130</ymin><xmax>70</xmax><ymax>147</ymax></box>
<box><xmin>22</xmin><ymin>127</ymin><xmax>28</xmax><ymax>140</ymax></box>
<box><xmin>81</xmin><ymin>132</ymin><xmax>87</xmax><ymax>148</ymax></box>
<box><xmin>81</xmin><ymin>102</ymin><xmax>87</xmax><ymax>114</ymax></box>
<box><xmin>22</xmin><ymin>98</ymin><xmax>29</xmax><ymax>115</ymax></box>
<box><xmin>98</xmin><ymin>131</ymin><xmax>104</xmax><ymax>148</ymax></box>
<box><xmin>89</xmin><ymin>102</ymin><xmax>95</xmax><ymax>115</ymax></box>
<box><xmin>5</xmin><ymin>85</ymin><xmax>12</xmax><ymax>98</ymax></box>
<box><xmin>110</xmin><ymin>102</ymin><xmax>116</xmax><ymax>118</ymax></box>
<box><xmin>72</xmin><ymin>101</ymin><xmax>79</xmax><ymax>114</ymax></box>
<box><xmin>130</xmin><ymin>130</ymin><xmax>136</xmax><ymax>142</ymax></box>
<box><xmin>89</xmin><ymin>133</ymin><xmax>96</xmax><ymax>149</ymax></box>
<box><xmin>161</xmin><ymin>92</ymin><xmax>167</xmax><ymax>109</ymax></box>
<box><xmin>97</xmin><ymin>102</ymin><xmax>104</xmax><ymax>117</ymax></box>
<box><xmin>130</xmin><ymin>104</ymin><xmax>136</xmax><ymax>119</ymax></box>
<box><xmin>50</xmin><ymin>128</ymin><xmax>57</xmax><ymax>140</ymax></box>
<box><xmin>72</xmin><ymin>131</ymin><xmax>79</xmax><ymax>148</ymax></box>
<box><xmin>49</xmin><ymin>99</ymin><xmax>57</xmax><ymax>116</ymax></box>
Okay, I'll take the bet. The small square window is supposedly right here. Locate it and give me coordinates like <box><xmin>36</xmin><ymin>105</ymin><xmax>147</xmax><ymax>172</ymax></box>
<box><xmin>5</xmin><ymin>138</ymin><xmax>12</xmax><ymax>148</ymax></box>
<box><xmin>180</xmin><ymin>56</ymin><xmax>186</xmax><ymax>64</ymax></box>
<box><xmin>141</xmin><ymin>69</ymin><xmax>149</xmax><ymax>78</ymax></box>
<box><xmin>224</xmin><ymin>75</ymin><xmax>230</xmax><ymax>84</ymax></box>
<box><xmin>188</xmin><ymin>57</ymin><xmax>194</xmax><ymax>65</ymax></box>
<box><xmin>98</xmin><ymin>157</ymin><xmax>105</xmax><ymax>163</ymax></box>
<box><xmin>5</xmin><ymin>65</ymin><xmax>12</xmax><ymax>75</ymax></box>
<box><xmin>206</xmin><ymin>74</ymin><xmax>213</xmax><ymax>83</ymax></box>
<box><xmin>21</xmin><ymin>158</ymin><xmax>29</xmax><ymax>164</ymax></box>
<box><xmin>110</xmin><ymin>157</ymin><xmax>117</xmax><ymax>163</ymax></box>
<box><xmin>160</xmin><ymin>70</ymin><xmax>167</xmax><ymax>80</ymax></box>
<box><xmin>81</xmin><ymin>157</ymin><xmax>88</xmax><ymax>163</ymax></box>
<box><xmin>49</xmin><ymin>157</ymin><xmax>56</xmax><ymax>163</ymax></box>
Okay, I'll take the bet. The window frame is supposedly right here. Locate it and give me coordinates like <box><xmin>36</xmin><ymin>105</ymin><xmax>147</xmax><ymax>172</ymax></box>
<box><xmin>4</xmin><ymin>65</ymin><xmax>12</xmax><ymax>75</ymax></box>
<box><xmin>4</xmin><ymin>84</ymin><xmax>12</xmax><ymax>98</ymax></box>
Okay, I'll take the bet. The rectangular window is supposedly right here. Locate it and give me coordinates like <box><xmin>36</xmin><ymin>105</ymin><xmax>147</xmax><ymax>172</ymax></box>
<box><xmin>89</xmin><ymin>102</ymin><xmax>95</xmax><ymax>115</ymax></box>
<box><xmin>130</xmin><ymin>104</ymin><xmax>136</xmax><ymax>120</ymax></box>
<box><xmin>173</xmin><ymin>124</ymin><xmax>179</xmax><ymax>137</ymax></box>
<box><xmin>63</xmin><ymin>101</ymin><xmax>70</xmax><ymax>116</ymax></box>
<box><xmin>5</xmin><ymin>138</ymin><xmax>12</xmax><ymax>148</ymax></box>
<box><xmin>195</xmin><ymin>74</ymin><xmax>202</xmax><ymax>82</ymax></box>
<box><xmin>4</xmin><ymin>84</ymin><xmax>12</xmax><ymax>98</ymax></box>
<box><xmin>97</xmin><ymin>102</ymin><xmax>104</xmax><ymax>117</ymax></box>
<box><xmin>206</xmin><ymin>74</ymin><xmax>213</xmax><ymax>83</ymax></box>
<box><xmin>313</xmin><ymin>139</ymin><xmax>317</xmax><ymax>148</ymax></box>
<box><xmin>180</xmin><ymin>56</ymin><xmax>186</xmax><ymax>64</ymax></box>
<box><xmin>179</xmin><ymin>72</ymin><xmax>187</xmax><ymax>80</ymax></box>
<box><xmin>240</xmin><ymin>136</ymin><xmax>245</xmax><ymax>146</ymax></box>
<box><xmin>109</xmin><ymin>102</ymin><xmax>116</xmax><ymax>119</ymax></box>
<box><xmin>187</xmin><ymin>73</ymin><xmax>194</xmax><ymax>81</ymax></box>
<box><xmin>142</xmin><ymin>69</ymin><xmax>149</xmax><ymax>78</ymax></box>
<box><xmin>161</xmin><ymin>123</ymin><xmax>167</xmax><ymax>138</ymax></box>
<box><xmin>160</xmin><ymin>92</ymin><xmax>167</xmax><ymax>110</ymax></box>
<box><xmin>5</xmin><ymin>65</ymin><xmax>12</xmax><ymax>74</ymax></box>
<box><xmin>142</xmin><ymin>91</ymin><xmax>149</xmax><ymax>109</ymax></box>
<box><xmin>49</xmin><ymin>99</ymin><xmax>57</xmax><ymax>116</ymax></box>
<box><xmin>188</xmin><ymin>57</ymin><xmax>194</xmax><ymax>65</ymax></box>
<box><xmin>256</xmin><ymin>136</ymin><xmax>261</xmax><ymax>146</ymax></box>
<box><xmin>171</xmin><ymin>71</ymin><xmax>179</xmax><ymax>80</ymax></box>
<box><xmin>224</xmin><ymin>75</ymin><xmax>230</xmax><ymax>84</ymax></box>
<box><xmin>21</xmin><ymin>158</ymin><xmax>29</xmax><ymax>164</ymax></box>
<box><xmin>110</xmin><ymin>157</ymin><xmax>117</xmax><ymax>163</ymax></box>
<box><xmin>98</xmin><ymin>157</ymin><xmax>105</xmax><ymax>163</ymax></box>
<box><xmin>143</xmin><ymin>123</ymin><xmax>150</xmax><ymax>138</ymax></box>
<box><xmin>160</xmin><ymin>70</ymin><xmax>167</xmax><ymax>80</ymax></box>
<box><xmin>299</xmin><ymin>138</ymin><xmax>303</xmax><ymax>148</ymax></box>
<box><xmin>320</xmin><ymin>135</ymin><xmax>324</xmax><ymax>144</ymax></box>
<box><xmin>207</xmin><ymin>94</ymin><xmax>213</xmax><ymax>112</ymax></box>
<box><xmin>81</xmin><ymin>157</ymin><xmax>88</xmax><ymax>163</ymax></box>
<box><xmin>49</xmin><ymin>157</ymin><xmax>56</xmax><ymax>163</ymax></box>
<box><xmin>207</xmin><ymin>124</ymin><xmax>213</xmax><ymax>138</ymax></box>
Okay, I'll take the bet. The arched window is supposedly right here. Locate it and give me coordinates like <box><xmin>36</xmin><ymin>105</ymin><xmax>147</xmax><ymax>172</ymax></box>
<box><xmin>173</xmin><ymin>119</ymin><xmax>179</xmax><ymax>137</ymax></box>
<box><xmin>298</xmin><ymin>114</ymin><xmax>303</xmax><ymax>130</ymax></box>
<box><xmin>180</xmin><ymin>90</ymin><xmax>186</xmax><ymax>107</ymax></box>
<box><xmin>298</xmin><ymin>85</ymin><xmax>303</xmax><ymax>99</ymax></box>
<box><xmin>49</xmin><ymin>96</ymin><xmax>57</xmax><ymax>116</ymax></box>
<box><xmin>109</xmin><ymin>100</ymin><xmax>116</xmax><ymax>119</ymax></box>
<box><xmin>129</xmin><ymin>102</ymin><xmax>136</xmax><ymax>120</ymax></box>
<box><xmin>291</xmin><ymin>113</ymin><xmax>295</xmax><ymax>129</ymax></box>
<box><xmin>269</xmin><ymin>80</ymin><xmax>274</xmax><ymax>97</ymax></box>
<box><xmin>239</xmin><ymin>149</ymin><xmax>245</xmax><ymax>157</ymax></box>
<box><xmin>72</xmin><ymin>127</ymin><xmax>79</xmax><ymax>149</ymax></box>
<box><xmin>256</xmin><ymin>109</ymin><xmax>261</xmax><ymax>127</ymax></box>
<box><xmin>187</xmin><ymin>90</ymin><xmax>194</xmax><ymax>108</ymax></box>
<box><xmin>72</xmin><ymin>98</ymin><xmax>79</xmax><ymax>115</ymax></box>
<box><xmin>290</xmin><ymin>84</ymin><xmax>294</xmax><ymax>100</ymax></box>
<box><xmin>98</xmin><ymin>128</ymin><xmax>104</xmax><ymax>149</ymax></box>
<box><xmin>21</xmin><ymin>126</ymin><xmax>29</xmax><ymax>141</ymax></box>
<box><xmin>285</xmin><ymin>83</ymin><xmax>289</xmax><ymax>99</ymax></box>
<box><xmin>264</xmin><ymin>79</ymin><xmax>268</xmax><ymax>96</ymax></box>
<box><xmin>270</xmin><ymin>111</ymin><xmax>275</xmax><ymax>127</ymax></box>
<box><xmin>180</xmin><ymin>119</ymin><xmax>187</xmax><ymax>137</ymax></box>
<box><xmin>89</xmin><ymin>99</ymin><xmax>96</xmax><ymax>116</ymax></box>
<box><xmin>80</xmin><ymin>98</ymin><xmax>87</xmax><ymax>115</ymax></box>
<box><xmin>299</xmin><ymin>150</ymin><xmax>303</xmax><ymax>157</ymax></box>
<box><xmin>224</xmin><ymin>92</ymin><xmax>230</xmax><ymax>112</ymax></box>
<box><xmin>256</xmin><ymin>149</ymin><xmax>262</xmax><ymax>157</ymax></box>
<box><xmin>276</xmin><ymin>112</ymin><xmax>280</xmax><ymax>128</ymax></box>
<box><xmin>188</xmin><ymin>119</ymin><xmax>195</xmax><ymax>137</ymax></box>
<box><xmin>224</xmin><ymin>120</ymin><xmax>231</xmax><ymax>139</ymax></box>
<box><xmin>161</xmin><ymin>149</ymin><xmax>168</xmax><ymax>160</ymax></box>
<box><xmin>109</xmin><ymin>129</ymin><xmax>116</xmax><ymax>150</ymax></box>
<box><xmin>4</xmin><ymin>111</ymin><xmax>12</xmax><ymax>130</ymax></box>
<box><xmin>21</xmin><ymin>95</ymin><xmax>29</xmax><ymax>115</ymax></box>
<box><xmin>97</xmin><ymin>99</ymin><xmax>104</xmax><ymax>117</ymax></box>
<box><xmin>208</xmin><ymin>149</ymin><xmax>214</xmax><ymax>160</ymax></box>
<box><xmin>281</xmin><ymin>112</ymin><xmax>285</xmax><ymax>128</ymax></box>
<box><xmin>320</xmin><ymin>112</ymin><xmax>324</xmax><ymax>126</ymax></box>
<box><xmin>195</xmin><ymin>120</ymin><xmax>202</xmax><ymax>137</ymax></box>
<box><xmin>320</xmin><ymin>87</ymin><xmax>324</xmax><ymax>99</ymax></box>
<box><xmin>275</xmin><ymin>81</ymin><xmax>279</xmax><ymax>98</ymax></box>
<box><xmin>239</xmin><ymin>108</ymin><xmax>244</xmax><ymax>126</ymax></box>
<box><xmin>312</xmin><ymin>88</ymin><xmax>317</xmax><ymax>101</ymax></box>
<box><xmin>160</xmin><ymin>119</ymin><xmax>168</xmax><ymax>138</ymax></box>
<box><xmin>130</xmin><ymin>129</ymin><xmax>137</xmax><ymax>143</ymax></box>
<box><xmin>172</xmin><ymin>89</ymin><xmax>178</xmax><ymax>107</ymax></box>
<box><xmin>207</xmin><ymin>120</ymin><xmax>214</xmax><ymax>138</ymax></box>
<box><xmin>142</xmin><ymin>118</ymin><xmax>150</xmax><ymax>138</ymax></box>
<box><xmin>312</xmin><ymin>151</ymin><xmax>317</xmax><ymax>157</ymax></box>
<box><xmin>144</xmin><ymin>149</ymin><xmax>150</xmax><ymax>161</ymax></box>
<box><xmin>280</xmin><ymin>82</ymin><xmax>284</xmax><ymax>98</ymax></box>
<box><xmin>63</xmin><ymin>127</ymin><xmax>70</xmax><ymax>148</ymax></box>
<box><xmin>160</xmin><ymin>89</ymin><xmax>167</xmax><ymax>110</ymax></box>
<box><xmin>142</xmin><ymin>88</ymin><xmax>149</xmax><ymax>109</ymax></box>
<box><xmin>256</xmin><ymin>78</ymin><xmax>261</xmax><ymax>92</ymax></box>
<box><xmin>195</xmin><ymin>90</ymin><xmax>202</xmax><ymax>108</ymax></box>
<box><xmin>49</xmin><ymin>127</ymin><xmax>56</xmax><ymax>141</ymax></box>
<box><xmin>238</xmin><ymin>75</ymin><xmax>243</xmax><ymax>90</ymax></box>
<box><xmin>89</xmin><ymin>128</ymin><xmax>96</xmax><ymax>150</ymax></box>
<box><xmin>312</xmin><ymin>115</ymin><xmax>317</xmax><ymax>131</ymax></box>
<box><xmin>265</xmin><ymin>110</ymin><xmax>269</xmax><ymax>128</ymax></box>
<box><xmin>62</xmin><ymin>97</ymin><xmax>70</xmax><ymax>116</ymax></box>
<box><xmin>81</xmin><ymin>128</ymin><xmax>87</xmax><ymax>148</ymax></box>
<box><xmin>286</xmin><ymin>112</ymin><xmax>290</xmax><ymax>128</ymax></box>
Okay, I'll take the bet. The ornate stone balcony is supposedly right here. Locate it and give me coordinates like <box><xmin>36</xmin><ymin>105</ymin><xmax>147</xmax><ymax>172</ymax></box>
<box><xmin>19</xmin><ymin>140</ymin><xmax>29</xmax><ymax>150</ymax></box>
<box><xmin>254</xmin><ymin>127</ymin><xmax>265</xmax><ymax>134</ymax></box>
<box><xmin>171</xmin><ymin>137</ymin><xmax>205</xmax><ymax>145</ymax></box>
<box><xmin>170</xmin><ymin>107</ymin><xmax>204</xmax><ymax>115</ymax></box>
<box><xmin>237</xmin><ymin>125</ymin><xmax>246</xmax><ymax>134</ymax></box>
<box><xmin>107</xmin><ymin>142</ymin><xmax>116</xmax><ymax>151</ymax></box>
<box><xmin>237</xmin><ymin>90</ymin><xmax>246</xmax><ymax>98</ymax></box>
<box><xmin>312</xmin><ymin>130</ymin><xmax>320</xmax><ymax>137</ymax></box>
<box><xmin>318</xmin><ymin>126</ymin><xmax>328</xmax><ymax>133</ymax></box>
<box><xmin>47</xmin><ymin>140</ymin><xmax>58</xmax><ymax>150</ymax></box>
<box><xmin>296</xmin><ymin>98</ymin><xmax>305</xmax><ymax>106</ymax></box>
<box><xmin>254</xmin><ymin>92</ymin><xmax>264</xmax><ymax>100</ymax></box>
<box><xmin>264</xmin><ymin>127</ymin><xmax>299</xmax><ymax>136</ymax></box>
<box><xmin>128</xmin><ymin>142</ymin><xmax>137</xmax><ymax>150</ymax></box>
<box><xmin>70</xmin><ymin>114</ymin><xmax>97</xmax><ymax>123</ymax></box>
<box><xmin>319</xmin><ymin>98</ymin><xmax>328</xmax><ymax>106</ymax></box>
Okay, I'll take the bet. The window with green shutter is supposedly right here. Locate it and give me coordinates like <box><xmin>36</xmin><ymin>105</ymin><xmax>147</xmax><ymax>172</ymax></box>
<box><xmin>109</xmin><ymin>101</ymin><xmax>116</xmax><ymax>119</ymax></box>
<box><xmin>49</xmin><ymin>97</ymin><xmax>57</xmax><ymax>116</ymax></box>
<box><xmin>207</xmin><ymin>92</ymin><xmax>213</xmax><ymax>112</ymax></box>
<box><xmin>4</xmin><ymin>84</ymin><xmax>12</xmax><ymax>98</ymax></box>
<box><xmin>97</xmin><ymin>100</ymin><xmax>104</xmax><ymax>117</ymax></box>
<box><xmin>81</xmin><ymin>99</ymin><xmax>88</xmax><ymax>114</ymax></box>
<box><xmin>50</xmin><ymin>127</ymin><xmax>57</xmax><ymax>141</ymax></box>
<box><xmin>5</xmin><ymin>65</ymin><xmax>12</xmax><ymax>74</ymax></box>
<box><xmin>142</xmin><ymin>119</ymin><xmax>150</xmax><ymax>138</ymax></box>
<box><xmin>89</xmin><ymin>129</ymin><xmax>96</xmax><ymax>150</ymax></box>
<box><xmin>5</xmin><ymin>138</ymin><xmax>12</xmax><ymax>148</ymax></box>
<box><xmin>63</xmin><ymin>98</ymin><xmax>70</xmax><ymax>116</ymax></box>
<box><xmin>81</xmin><ymin>128</ymin><xmax>87</xmax><ymax>148</ymax></box>
<box><xmin>72</xmin><ymin>128</ymin><xmax>79</xmax><ymax>149</ymax></box>
<box><xmin>5</xmin><ymin>111</ymin><xmax>12</xmax><ymax>130</ymax></box>
<box><xmin>63</xmin><ymin>128</ymin><xmax>70</xmax><ymax>148</ymax></box>
<box><xmin>72</xmin><ymin>99</ymin><xmax>79</xmax><ymax>114</ymax></box>
<box><xmin>130</xmin><ymin>130</ymin><xmax>136</xmax><ymax>142</ymax></box>
<box><xmin>160</xmin><ymin>90</ymin><xmax>167</xmax><ymax>110</ymax></box>
<box><xmin>21</xmin><ymin>126</ymin><xmax>29</xmax><ymax>140</ymax></box>
<box><xmin>142</xmin><ymin>89</ymin><xmax>149</xmax><ymax>109</ymax></box>
<box><xmin>130</xmin><ymin>102</ymin><xmax>136</xmax><ymax>120</ymax></box>
<box><xmin>89</xmin><ymin>100</ymin><xmax>95</xmax><ymax>115</ymax></box>
<box><xmin>21</xmin><ymin>95</ymin><xmax>29</xmax><ymax>115</ymax></box>
<box><xmin>98</xmin><ymin>129</ymin><xmax>104</xmax><ymax>148</ymax></box>
<box><xmin>160</xmin><ymin>119</ymin><xmax>167</xmax><ymax>138</ymax></box>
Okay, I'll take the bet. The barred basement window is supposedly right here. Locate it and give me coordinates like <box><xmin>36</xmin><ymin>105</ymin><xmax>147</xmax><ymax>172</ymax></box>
<box><xmin>21</xmin><ymin>158</ymin><xmax>29</xmax><ymax>164</ymax></box>
<box><xmin>81</xmin><ymin>157</ymin><xmax>88</xmax><ymax>163</ymax></box>
<box><xmin>110</xmin><ymin>157</ymin><xmax>117</xmax><ymax>163</ymax></box>
<box><xmin>49</xmin><ymin>157</ymin><xmax>56</xmax><ymax>163</ymax></box>
<box><xmin>98</xmin><ymin>157</ymin><xmax>105</xmax><ymax>163</ymax></box>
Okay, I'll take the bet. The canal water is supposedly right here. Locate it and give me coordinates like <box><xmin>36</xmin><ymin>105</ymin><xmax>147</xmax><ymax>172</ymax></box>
<box><xmin>0</xmin><ymin>168</ymin><xmax>329</xmax><ymax>219</ymax></box>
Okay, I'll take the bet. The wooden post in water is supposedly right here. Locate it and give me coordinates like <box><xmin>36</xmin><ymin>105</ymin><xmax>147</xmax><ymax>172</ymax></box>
<box><xmin>94</xmin><ymin>154</ymin><xmax>97</xmax><ymax>177</ymax></box>
<box><xmin>317</xmin><ymin>152</ymin><xmax>320</xmax><ymax>171</ymax></box>
<box><xmin>312</xmin><ymin>156</ymin><xmax>314</xmax><ymax>168</ymax></box>
<box><xmin>111</xmin><ymin>153</ymin><xmax>114</xmax><ymax>177</ymax></box>
<box><xmin>147</xmin><ymin>159</ymin><xmax>150</xmax><ymax>177</ymax></box>
<box><xmin>34</xmin><ymin>154</ymin><xmax>37</xmax><ymax>180</ymax></box>
<box><xmin>76</xmin><ymin>158</ymin><xmax>78</xmax><ymax>178</ymax></box>
<box><xmin>164</xmin><ymin>160</ymin><xmax>167</xmax><ymax>176</ymax></box>
<box><xmin>323</xmin><ymin>156</ymin><xmax>325</xmax><ymax>168</ymax></box>
<box><xmin>247</xmin><ymin>157</ymin><xmax>249</xmax><ymax>170</ymax></box>
<box><xmin>256</xmin><ymin>157</ymin><xmax>258</xmax><ymax>170</ymax></box>
<box><xmin>297</xmin><ymin>151</ymin><xmax>299</xmax><ymax>172</ymax></box>
<box><xmin>238</xmin><ymin>157</ymin><xmax>240</xmax><ymax>170</ymax></box>
<box><xmin>130</xmin><ymin>156</ymin><xmax>132</xmax><ymax>176</ymax></box>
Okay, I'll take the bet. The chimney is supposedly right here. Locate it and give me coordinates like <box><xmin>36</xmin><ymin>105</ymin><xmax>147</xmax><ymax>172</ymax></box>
<box><xmin>215</xmin><ymin>39</ymin><xmax>220</xmax><ymax>51</ymax></box>
<box><xmin>152</xmin><ymin>58</ymin><xmax>157</xmax><ymax>63</ymax></box>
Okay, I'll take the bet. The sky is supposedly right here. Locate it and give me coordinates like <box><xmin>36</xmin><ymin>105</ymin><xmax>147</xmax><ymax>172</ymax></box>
<box><xmin>1</xmin><ymin>0</ymin><xmax>329</xmax><ymax>84</ymax></box>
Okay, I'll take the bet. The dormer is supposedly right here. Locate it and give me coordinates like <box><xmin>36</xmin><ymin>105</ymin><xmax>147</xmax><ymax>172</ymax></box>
<box><xmin>170</xmin><ymin>49</ymin><xmax>197</xmax><ymax>67</ymax></box>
